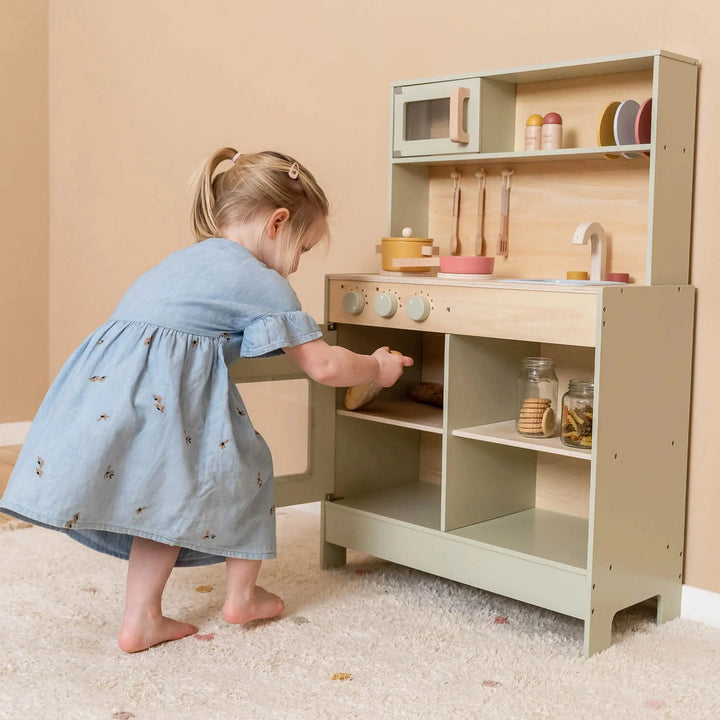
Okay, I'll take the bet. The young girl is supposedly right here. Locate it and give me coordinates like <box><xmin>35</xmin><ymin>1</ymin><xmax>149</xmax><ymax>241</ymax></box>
<box><xmin>0</xmin><ymin>148</ymin><xmax>413</xmax><ymax>653</ymax></box>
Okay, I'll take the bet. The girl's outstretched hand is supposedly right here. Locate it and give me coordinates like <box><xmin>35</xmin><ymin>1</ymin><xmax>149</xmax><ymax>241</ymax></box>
<box><xmin>372</xmin><ymin>347</ymin><xmax>414</xmax><ymax>387</ymax></box>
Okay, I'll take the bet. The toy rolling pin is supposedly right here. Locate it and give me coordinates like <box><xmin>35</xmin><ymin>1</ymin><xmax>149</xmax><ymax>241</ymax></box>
<box><xmin>344</xmin><ymin>350</ymin><xmax>402</xmax><ymax>410</ymax></box>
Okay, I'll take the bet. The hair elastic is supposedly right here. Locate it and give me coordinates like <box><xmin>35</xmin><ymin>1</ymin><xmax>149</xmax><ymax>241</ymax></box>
<box><xmin>232</xmin><ymin>151</ymin><xmax>242</xmax><ymax>164</ymax></box>
<box><xmin>288</xmin><ymin>162</ymin><xmax>300</xmax><ymax>179</ymax></box>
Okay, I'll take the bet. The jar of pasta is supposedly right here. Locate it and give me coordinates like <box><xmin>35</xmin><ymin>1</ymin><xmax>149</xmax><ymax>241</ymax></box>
<box><xmin>561</xmin><ymin>379</ymin><xmax>594</xmax><ymax>448</ymax></box>
<box><xmin>516</xmin><ymin>357</ymin><xmax>558</xmax><ymax>437</ymax></box>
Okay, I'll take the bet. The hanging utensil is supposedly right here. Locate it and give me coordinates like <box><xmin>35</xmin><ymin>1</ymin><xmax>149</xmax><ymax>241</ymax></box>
<box><xmin>495</xmin><ymin>169</ymin><xmax>514</xmax><ymax>258</ymax></box>
<box><xmin>450</xmin><ymin>170</ymin><xmax>461</xmax><ymax>255</ymax></box>
<box><xmin>474</xmin><ymin>169</ymin><xmax>486</xmax><ymax>256</ymax></box>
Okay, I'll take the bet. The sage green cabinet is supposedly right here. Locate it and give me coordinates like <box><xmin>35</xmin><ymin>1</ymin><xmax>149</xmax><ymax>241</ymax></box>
<box><xmin>230</xmin><ymin>50</ymin><xmax>698</xmax><ymax>657</ymax></box>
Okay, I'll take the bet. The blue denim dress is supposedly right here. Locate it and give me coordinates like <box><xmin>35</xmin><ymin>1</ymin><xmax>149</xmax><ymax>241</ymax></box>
<box><xmin>0</xmin><ymin>238</ymin><xmax>322</xmax><ymax>566</ymax></box>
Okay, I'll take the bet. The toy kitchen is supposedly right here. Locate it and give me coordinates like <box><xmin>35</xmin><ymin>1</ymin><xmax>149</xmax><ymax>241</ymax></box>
<box><xmin>232</xmin><ymin>50</ymin><xmax>698</xmax><ymax>657</ymax></box>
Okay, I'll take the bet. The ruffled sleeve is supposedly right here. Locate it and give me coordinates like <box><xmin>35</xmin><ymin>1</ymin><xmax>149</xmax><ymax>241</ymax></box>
<box><xmin>241</xmin><ymin>310</ymin><xmax>322</xmax><ymax>358</ymax></box>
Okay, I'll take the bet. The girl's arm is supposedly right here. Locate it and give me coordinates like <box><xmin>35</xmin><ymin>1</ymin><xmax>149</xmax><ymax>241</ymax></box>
<box><xmin>283</xmin><ymin>339</ymin><xmax>413</xmax><ymax>388</ymax></box>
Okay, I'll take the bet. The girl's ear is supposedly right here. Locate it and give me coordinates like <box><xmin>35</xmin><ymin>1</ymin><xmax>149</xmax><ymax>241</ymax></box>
<box><xmin>267</xmin><ymin>208</ymin><xmax>290</xmax><ymax>239</ymax></box>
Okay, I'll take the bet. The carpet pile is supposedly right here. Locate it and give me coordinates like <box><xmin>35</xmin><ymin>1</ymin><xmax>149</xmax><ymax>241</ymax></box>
<box><xmin>1</xmin><ymin>505</ymin><xmax>719</xmax><ymax>719</ymax></box>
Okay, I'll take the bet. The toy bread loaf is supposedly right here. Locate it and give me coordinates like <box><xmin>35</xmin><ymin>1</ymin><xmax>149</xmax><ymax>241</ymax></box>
<box><xmin>343</xmin><ymin>351</ymin><xmax>402</xmax><ymax>411</ymax></box>
<box><xmin>408</xmin><ymin>382</ymin><xmax>444</xmax><ymax>408</ymax></box>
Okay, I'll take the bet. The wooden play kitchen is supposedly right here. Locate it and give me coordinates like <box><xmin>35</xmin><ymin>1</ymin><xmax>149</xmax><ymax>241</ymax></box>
<box><xmin>231</xmin><ymin>50</ymin><xmax>698</xmax><ymax>657</ymax></box>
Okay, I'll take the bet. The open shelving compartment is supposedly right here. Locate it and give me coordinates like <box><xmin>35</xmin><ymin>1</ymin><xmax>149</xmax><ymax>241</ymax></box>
<box><xmin>324</xmin><ymin>315</ymin><xmax>599</xmax><ymax>617</ymax></box>
<box><xmin>389</xmin><ymin>50</ymin><xmax>697</xmax><ymax>287</ymax></box>
<box><xmin>330</xmin><ymin>325</ymin><xmax>445</xmax><ymax>532</ymax></box>
<box><xmin>440</xmin><ymin>333</ymin><xmax>596</xmax><ymax>610</ymax></box>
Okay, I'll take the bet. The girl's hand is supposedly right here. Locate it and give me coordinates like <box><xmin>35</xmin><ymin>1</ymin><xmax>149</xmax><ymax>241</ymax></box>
<box><xmin>372</xmin><ymin>347</ymin><xmax>414</xmax><ymax>387</ymax></box>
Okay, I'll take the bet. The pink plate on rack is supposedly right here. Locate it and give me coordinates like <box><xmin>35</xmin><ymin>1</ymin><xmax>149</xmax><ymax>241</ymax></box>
<box><xmin>635</xmin><ymin>98</ymin><xmax>652</xmax><ymax>156</ymax></box>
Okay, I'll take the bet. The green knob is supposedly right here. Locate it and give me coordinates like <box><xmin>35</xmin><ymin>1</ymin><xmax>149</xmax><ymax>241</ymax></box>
<box><xmin>407</xmin><ymin>295</ymin><xmax>431</xmax><ymax>322</ymax></box>
<box><xmin>342</xmin><ymin>291</ymin><xmax>365</xmax><ymax>315</ymax></box>
<box><xmin>374</xmin><ymin>292</ymin><xmax>398</xmax><ymax>318</ymax></box>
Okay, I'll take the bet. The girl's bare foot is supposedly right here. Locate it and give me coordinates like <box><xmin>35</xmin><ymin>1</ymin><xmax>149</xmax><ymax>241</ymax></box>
<box><xmin>118</xmin><ymin>612</ymin><xmax>198</xmax><ymax>653</ymax></box>
<box><xmin>222</xmin><ymin>585</ymin><xmax>285</xmax><ymax>624</ymax></box>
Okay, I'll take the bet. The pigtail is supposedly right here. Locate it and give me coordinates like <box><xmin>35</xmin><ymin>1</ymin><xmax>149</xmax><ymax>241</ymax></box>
<box><xmin>188</xmin><ymin>147</ymin><xmax>329</xmax><ymax>273</ymax></box>
<box><xmin>190</xmin><ymin>147</ymin><xmax>237</xmax><ymax>241</ymax></box>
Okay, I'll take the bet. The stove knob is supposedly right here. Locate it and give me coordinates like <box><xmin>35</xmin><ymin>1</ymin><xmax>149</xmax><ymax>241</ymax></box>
<box><xmin>342</xmin><ymin>290</ymin><xmax>365</xmax><ymax>315</ymax></box>
<box><xmin>374</xmin><ymin>292</ymin><xmax>398</xmax><ymax>318</ymax></box>
<box><xmin>406</xmin><ymin>295</ymin><xmax>431</xmax><ymax>322</ymax></box>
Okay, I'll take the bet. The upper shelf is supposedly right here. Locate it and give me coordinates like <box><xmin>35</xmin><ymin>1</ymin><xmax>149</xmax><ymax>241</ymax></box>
<box><xmin>392</xmin><ymin>144</ymin><xmax>652</xmax><ymax>166</ymax></box>
<box><xmin>392</xmin><ymin>50</ymin><xmax>697</xmax><ymax>89</ymax></box>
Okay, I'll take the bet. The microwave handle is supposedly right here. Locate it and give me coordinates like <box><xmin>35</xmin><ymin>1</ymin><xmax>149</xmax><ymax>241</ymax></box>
<box><xmin>449</xmin><ymin>86</ymin><xmax>470</xmax><ymax>144</ymax></box>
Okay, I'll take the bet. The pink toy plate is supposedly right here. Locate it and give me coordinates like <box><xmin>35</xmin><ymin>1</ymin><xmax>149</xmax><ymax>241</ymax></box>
<box><xmin>439</xmin><ymin>255</ymin><xmax>495</xmax><ymax>275</ymax></box>
<box><xmin>635</xmin><ymin>98</ymin><xmax>652</xmax><ymax>156</ymax></box>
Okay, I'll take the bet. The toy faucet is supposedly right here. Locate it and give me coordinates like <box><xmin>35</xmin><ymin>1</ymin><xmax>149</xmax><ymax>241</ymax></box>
<box><xmin>572</xmin><ymin>221</ymin><xmax>607</xmax><ymax>281</ymax></box>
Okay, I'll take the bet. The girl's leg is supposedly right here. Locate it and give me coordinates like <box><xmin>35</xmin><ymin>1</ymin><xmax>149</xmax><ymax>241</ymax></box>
<box><xmin>118</xmin><ymin>536</ymin><xmax>198</xmax><ymax>653</ymax></box>
<box><xmin>223</xmin><ymin>558</ymin><xmax>284</xmax><ymax>624</ymax></box>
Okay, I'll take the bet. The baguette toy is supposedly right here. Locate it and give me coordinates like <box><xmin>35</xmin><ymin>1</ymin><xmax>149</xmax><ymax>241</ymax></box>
<box><xmin>344</xmin><ymin>350</ymin><xmax>402</xmax><ymax>411</ymax></box>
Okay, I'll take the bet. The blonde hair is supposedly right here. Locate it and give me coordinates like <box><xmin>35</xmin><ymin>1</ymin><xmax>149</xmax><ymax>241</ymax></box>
<box><xmin>191</xmin><ymin>148</ymin><xmax>329</xmax><ymax>275</ymax></box>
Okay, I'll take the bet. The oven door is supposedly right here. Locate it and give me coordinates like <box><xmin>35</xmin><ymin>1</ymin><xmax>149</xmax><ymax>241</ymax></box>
<box><xmin>393</xmin><ymin>78</ymin><xmax>482</xmax><ymax>157</ymax></box>
<box><xmin>229</xmin><ymin>325</ymin><xmax>336</xmax><ymax>508</ymax></box>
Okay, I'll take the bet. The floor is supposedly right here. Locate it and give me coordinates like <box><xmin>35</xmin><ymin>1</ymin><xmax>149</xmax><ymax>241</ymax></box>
<box><xmin>0</xmin><ymin>445</ymin><xmax>26</xmax><ymax>528</ymax></box>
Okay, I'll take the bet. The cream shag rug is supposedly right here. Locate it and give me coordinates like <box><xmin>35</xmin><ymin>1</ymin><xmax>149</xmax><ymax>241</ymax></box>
<box><xmin>1</xmin><ymin>505</ymin><xmax>719</xmax><ymax>720</ymax></box>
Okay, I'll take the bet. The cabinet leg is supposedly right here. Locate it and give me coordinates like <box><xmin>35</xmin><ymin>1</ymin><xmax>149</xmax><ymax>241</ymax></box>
<box><xmin>321</xmin><ymin>541</ymin><xmax>347</xmax><ymax>570</ymax></box>
<box><xmin>583</xmin><ymin>608</ymin><xmax>615</xmax><ymax>658</ymax></box>
<box><xmin>656</xmin><ymin>588</ymin><xmax>681</xmax><ymax>626</ymax></box>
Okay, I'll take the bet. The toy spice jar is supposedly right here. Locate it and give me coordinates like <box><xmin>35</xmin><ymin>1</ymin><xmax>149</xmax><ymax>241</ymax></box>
<box><xmin>524</xmin><ymin>114</ymin><xmax>543</xmax><ymax>151</ymax></box>
<box><xmin>561</xmin><ymin>379</ymin><xmax>594</xmax><ymax>448</ymax></box>
<box><xmin>541</xmin><ymin>112</ymin><xmax>563</xmax><ymax>150</ymax></box>
<box><xmin>516</xmin><ymin>357</ymin><xmax>558</xmax><ymax>437</ymax></box>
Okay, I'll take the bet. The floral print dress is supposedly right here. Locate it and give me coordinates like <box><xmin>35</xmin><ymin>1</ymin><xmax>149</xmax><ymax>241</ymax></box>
<box><xmin>0</xmin><ymin>238</ymin><xmax>322</xmax><ymax>566</ymax></box>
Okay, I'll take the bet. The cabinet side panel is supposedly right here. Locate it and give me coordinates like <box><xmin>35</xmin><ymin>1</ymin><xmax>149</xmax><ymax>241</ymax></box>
<box><xmin>480</xmin><ymin>78</ymin><xmax>516</xmax><ymax>153</ymax></box>
<box><xmin>389</xmin><ymin>164</ymin><xmax>430</xmax><ymax>237</ymax></box>
<box><xmin>589</xmin><ymin>286</ymin><xmax>694</xmax><ymax>616</ymax></box>
<box><xmin>647</xmin><ymin>58</ymin><xmax>698</xmax><ymax>284</ymax></box>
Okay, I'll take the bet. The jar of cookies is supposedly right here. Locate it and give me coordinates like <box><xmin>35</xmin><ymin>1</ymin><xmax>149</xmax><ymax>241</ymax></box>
<box><xmin>516</xmin><ymin>357</ymin><xmax>558</xmax><ymax>437</ymax></box>
<box><xmin>561</xmin><ymin>379</ymin><xmax>594</xmax><ymax>448</ymax></box>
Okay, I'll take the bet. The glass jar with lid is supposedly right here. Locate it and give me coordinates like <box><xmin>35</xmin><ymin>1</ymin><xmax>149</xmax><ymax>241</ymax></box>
<box><xmin>516</xmin><ymin>357</ymin><xmax>558</xmax><ymax>437</ymax></box>
<box><xmin>561</xmin><ymin>379</ymin><xmax>594</xmax><ymax>448</ymax></box>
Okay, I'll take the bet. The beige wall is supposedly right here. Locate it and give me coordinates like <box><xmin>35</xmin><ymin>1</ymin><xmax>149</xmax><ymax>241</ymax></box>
<box><xmin>0</xmin><ymin>0</ymin><xmax>48</xmax><ymax>421</ymax></box>
<box><xmin>3</xmin><ymin>0</ymin><xmax>719</xmax><ymax>591</ymax></box>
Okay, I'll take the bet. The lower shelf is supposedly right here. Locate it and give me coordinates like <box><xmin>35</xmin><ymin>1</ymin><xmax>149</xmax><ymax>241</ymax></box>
<box><xmin>325</xmin><ymin>486</ymin><xmax>588</xmax><ymax>619</ymax></box>
<box><xmin>333</xmin><ymin>482</ymin><xmax>442</xmax><ymax>531</ymax></box>
<box><xmin>450</xmin><ymin>509</ymin><xmax>588</xmax><ymax>571</ymax></box>
<box><xmin>336</xmin><ymin>400</ymin><xmax>443</xmax><ymax>434</ymax></box>
<box><xmin>453</xmin><ymin>420</ymin><xmax>592</xmax><ymax>460</ymax></box>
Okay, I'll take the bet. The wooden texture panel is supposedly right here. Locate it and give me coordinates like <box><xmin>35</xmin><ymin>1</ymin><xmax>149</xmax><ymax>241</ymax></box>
<box><xmin>513</xmin><ymin>71</ymin><xmax>653</xmax><ymax>151</ymax></box>
<box><xmin>427</xmin><ymin>160</ymin><xmax>650</xmax><ymax>282</ymax></box>
<box><xmin>535</xmin><ymin>455</ymin><xmax>591</xmax><ymax>519</ymax></box>
<box><xmin>536</xmin><ymin>343</ymin><xmax>594</xmax><ymax>516</ymax></box>
<box><xmin>328</xmin><ymin>278</ymin><xmax>599</xmax><ymax>346</ymax></box>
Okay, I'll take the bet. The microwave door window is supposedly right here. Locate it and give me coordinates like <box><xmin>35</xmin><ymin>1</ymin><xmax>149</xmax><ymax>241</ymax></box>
<box><xmin>405</xmin><ymin>97</ymin><xmax>451</xmax><ymax>141</ymax></box>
